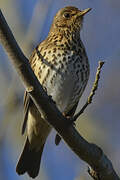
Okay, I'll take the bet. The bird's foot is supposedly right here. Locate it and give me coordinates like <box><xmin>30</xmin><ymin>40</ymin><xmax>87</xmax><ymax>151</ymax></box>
<box><xmin>55</xmin><ymin>113</ymin><xmax>75</xmax><ymax>146</ymax></box>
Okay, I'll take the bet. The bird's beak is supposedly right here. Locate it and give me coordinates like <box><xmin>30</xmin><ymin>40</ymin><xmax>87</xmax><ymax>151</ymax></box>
<box><xmin>78</xmin><ymin>8</ymin><xmax>92</xmax><ymax>16</ymax></box>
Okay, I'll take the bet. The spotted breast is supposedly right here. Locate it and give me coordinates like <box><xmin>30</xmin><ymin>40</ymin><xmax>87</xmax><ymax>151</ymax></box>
<box><xmin>16</xmin><ymin>6</ymin><xmax>91</xmax><ymax>179</ymax></box>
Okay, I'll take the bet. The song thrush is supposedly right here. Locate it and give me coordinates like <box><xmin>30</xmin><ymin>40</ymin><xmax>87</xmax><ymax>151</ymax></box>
<box><xmin>16</xmin><ymin>6</ymin><xmax>91</xmax><ymax>178</ymax></box>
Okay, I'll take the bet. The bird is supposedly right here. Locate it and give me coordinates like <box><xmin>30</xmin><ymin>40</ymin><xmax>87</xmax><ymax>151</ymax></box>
<box><xmin>16</xmin><ymin>6</ymin><xmax>91</xmax><ymax>178</ymax></box>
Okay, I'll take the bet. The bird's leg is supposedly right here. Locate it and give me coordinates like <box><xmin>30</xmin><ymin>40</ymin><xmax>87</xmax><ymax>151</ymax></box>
<box><xmin>62</xmin><ymin>112</ymin><xmax>76</xmax><ymax>127</ymax></box>
<box><xmin>55</xmin><ymin>113</ymin><xmax>75</xmax><ymax>146</ymax></box>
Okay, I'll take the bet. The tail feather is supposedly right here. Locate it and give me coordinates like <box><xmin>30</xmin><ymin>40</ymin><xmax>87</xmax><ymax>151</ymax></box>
<box><xmin>16</xmin><ymin>138</ymin><xmax>44</xmax><ymax>178</ymax></box>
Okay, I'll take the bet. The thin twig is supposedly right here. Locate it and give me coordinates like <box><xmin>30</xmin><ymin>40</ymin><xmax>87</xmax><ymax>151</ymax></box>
<box><xmin>73</xmin><ymin>61</ymin><xmax>105</xmax><ymax>121</ymax></box>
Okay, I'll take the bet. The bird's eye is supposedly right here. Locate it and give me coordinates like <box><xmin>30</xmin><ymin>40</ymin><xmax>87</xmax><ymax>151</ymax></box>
<box><xmin>63</xmin><ymin>12</ymin><xmax>71</xmax><ymax>18</ymax></box>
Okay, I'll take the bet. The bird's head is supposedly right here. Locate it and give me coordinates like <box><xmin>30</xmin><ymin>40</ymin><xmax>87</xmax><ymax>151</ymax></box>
<box><xmin>50</xmin><ymin>6</ymin><xmax>91</xmax><ymax>34</ymax></box>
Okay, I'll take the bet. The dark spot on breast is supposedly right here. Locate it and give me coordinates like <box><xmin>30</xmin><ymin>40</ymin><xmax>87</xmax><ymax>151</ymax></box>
<box><xmin>52</xmin><ymin>54</ymin><xmax>57</xmax><ymax>58</ymax></box>
<box><xmin>52</xmin><ymin>58</ymin><xmax>57</xmax><ymax>65</ymax></box>
<box><xmin>66</xmin><ymin>30</ymin><xmax>70</xmax><ymax>35</ymax></box>
<box><xmin>67</xmin><ymin>39</ymin><xmax>71</xmax><ymax>44</ymax></box>
<box><xmin>85</xmin><ymin>71</ymin><xmax>88</xmax><ymax>78</ymax></box>
<box><xmin>40</xmin><ymin>47</ymin><xmax>43</xmax><ymax>51</ymax></box>
<box><xmin>61</xmin><ymin>63</ymin><xmax>64</xmax><ymax>69</ymax></box>
<box><xmin>53</xmin><ymin>48</ymin><xmax>56</xmax><ymax>53</ymax></box>
<box><xmin>54</xmin><ymin>40</ymin><xmax>58</xmax><ymax>43</ymax></box>
<box><xmin>43</xmin><ymin>51</ymin><xmax>46</xmax><ymax>57</ymax></box>
<box><xmin>48</xmin><ymin>50</ymin><xmax>51</xmax><ymax>54</ymax></box>
<box><xmin>57</xmin><ymin>53</ymin><xmax>61</xmax><ymax>57</ymax></box>
<box><xmin>32</xmin><ymin>57</ymin><xmax>37</xmax><ymax>64</ymax></box>
<box><xmin>81</xmin><ymin>71</ymin><xmax>84</xmax><ymax>82</ymax></box>
<box><xmin>50</xmin><ymin>64</ymin><xmax>54</xmax><ymax>69</ymax></box>
<box><xmin>42</xmin><ymin>64</ymin><xmax>46</xmax><ymax>69</ymax></box>
<box><xmin>65</xmin><ymin>70</ymin><xmax>67</xmax><ymax>74</ymax></box>
<box><xmin>65</xmin><ymin>42</ymin><xmax>70</xmax><ymax>50</ymax></box>
<box><xmin>63</xmin><ymin>57</ymin><xmax>66</xmax><ymax>62</ymax></box>
<box><xmin>38</xmin><ymin>71</ymin><xmax>41</xmax><ymax>79</ymax></box>
<box><xmin>82</xmin><ymin>64</ymin><xmax>85</xmax><ymax>70</ymax></box>
<box><xmin>54</xmin><ymin>36</ymin><xmax>57</xmax><ymax>40</ymax></box>
<box><xmin>64</xmin><ymin>50</ymin><xmax>68</xmax><ymax>54</ymax></box>
<box><xmin>44</xmin><ymin>45</ymin><xmax>49</xmax><ymax>50</ymax></box>
<box><xmin>50</xmin><ymin>78</ymin><xmax>53</xmax><ymax>84</ymax></box>
<box><xmin>76</xmin><ymin>70</ymin><xmax>79</xmax><ymax>76</ymax></box>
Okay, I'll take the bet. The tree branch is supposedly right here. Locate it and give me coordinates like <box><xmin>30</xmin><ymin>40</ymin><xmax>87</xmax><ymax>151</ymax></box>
<box><xmin>73</xmin><ymin>61</ymin><xmax>104</xmax><ymax>122</ymax></box>
<box><xmin>0</xmin><ymin>9</ymin><xmax>119</xmax><ymax>180</ymax></box>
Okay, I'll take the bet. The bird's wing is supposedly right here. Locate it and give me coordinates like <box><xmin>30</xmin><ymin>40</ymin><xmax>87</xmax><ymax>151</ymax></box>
<box><xmin>21</xmin><ymin>48</ymin><xmax>39</xmax><ymax>135</ymax></box>
<box><xmin>21</xmin><ymin>91</ymin><xmax>33</xmax><ymax>135</ymax></box>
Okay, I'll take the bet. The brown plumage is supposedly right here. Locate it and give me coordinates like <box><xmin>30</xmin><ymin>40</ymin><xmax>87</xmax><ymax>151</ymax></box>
<box><xmin>16</xmin><ymin>6</ymin><xmax>91</xmax><ymax>178</ymax></box>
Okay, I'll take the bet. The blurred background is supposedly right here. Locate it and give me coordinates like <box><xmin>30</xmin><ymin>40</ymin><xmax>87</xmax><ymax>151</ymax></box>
<box><xmin>0</xmin><ymin>0</ymin><xmax>120</xmax><ymax>179</ymax></box>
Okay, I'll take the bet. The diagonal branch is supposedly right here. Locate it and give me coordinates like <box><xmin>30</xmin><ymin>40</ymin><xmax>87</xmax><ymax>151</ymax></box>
<box><xmin>0</xmin><ymin>9</ymin><xmax>119</xmax><ymax>180</ymax></box>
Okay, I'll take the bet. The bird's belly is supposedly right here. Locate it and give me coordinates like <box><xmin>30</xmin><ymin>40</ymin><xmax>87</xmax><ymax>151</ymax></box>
<box><xmin>43</xmin><ymin>63</ymin><xmax>81</xmax><ymax>114</ymax></box>
<box><xmin>48</xmin><ymin>71</ymin><xmax>75</xmax><ymax>113</ymax></box>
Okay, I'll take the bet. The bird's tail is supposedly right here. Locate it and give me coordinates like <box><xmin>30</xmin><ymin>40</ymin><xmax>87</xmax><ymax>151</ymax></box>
<box><xmin>16</xmin><ymin>137</ymin><xmax>44</xmax><ymax>178</ymax></box>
